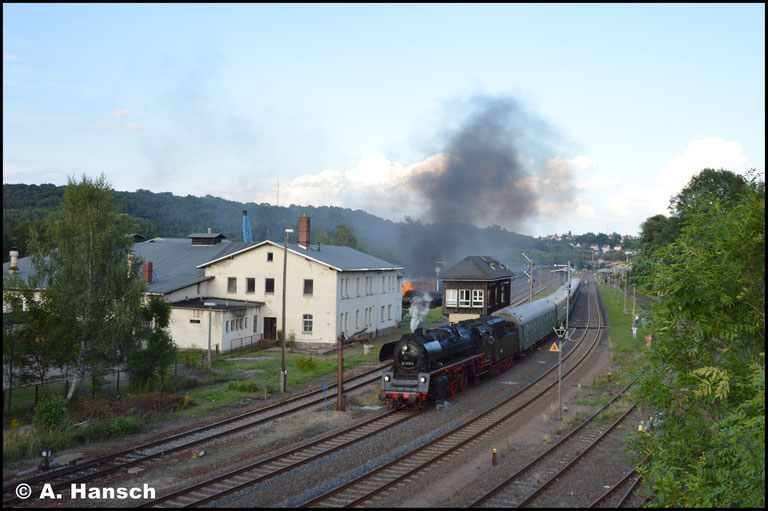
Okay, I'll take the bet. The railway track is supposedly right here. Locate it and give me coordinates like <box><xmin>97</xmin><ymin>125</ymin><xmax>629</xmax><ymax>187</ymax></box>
<box><xmin>589</xmin><ymin>466</ymin><xmax>644</xmax><ymax>508</ymax></box>
<box><xmin>132</xmin><ymin>274</ymin><xmax>567</xmax><ymax>507</ymax></box>
<box><xmin>471</xmin><ymin>379</ymin><xmax>638</xmax><ymax>507</ymax></box>
<box><xmin>2</xmin><ymin>363</ymin><xmax>389</xmax><ymax>507</ymax></box>
<box><xmin>298</xmin><ymin>275</ymin><xmax>606</xmax><ymax>508</ymax></box>
<box><xmin>140</xmin><ymin>408</ymin><xmax>420</xmax><ymax>508</ymax></box>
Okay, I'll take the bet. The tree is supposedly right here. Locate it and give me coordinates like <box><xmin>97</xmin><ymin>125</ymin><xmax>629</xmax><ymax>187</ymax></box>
<box><xmin>27</xmin><ymin>174</ymin><xmax>146</xmax><ymax>400</ymax></box>
<box><xmin>629</xmin><ymin>173</ymin><xmax>764</xmax><ymax>506</ymax></box>
<box><xmin>669</xmin><ymin>167</ymin><xmax>748</xmax><ymax>219</ymax></box>
<box><xmin>124</xmin><ymin>296</ymin><xmax>178</xmax><ymax>391</ymax></box>
<box><xmin>333</xmin><ymin>223</ymin><xmax>358</xmax><ymax>248</ymax></box>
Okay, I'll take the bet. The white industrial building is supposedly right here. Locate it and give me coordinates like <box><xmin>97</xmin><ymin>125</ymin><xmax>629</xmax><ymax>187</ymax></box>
<box><xmin>3</xmin><ymin>217</ymin><xmax>404</xmax><ymax>353</ymax></box>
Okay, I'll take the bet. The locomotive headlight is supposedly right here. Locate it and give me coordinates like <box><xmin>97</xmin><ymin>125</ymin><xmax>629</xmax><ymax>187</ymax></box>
<box><xmin>419</xmin><ymin>376</ymin><xmax>427</xmax><ymax>383</ymax></box>
<box><xmin>402</xmin><ymin>345</ymin><xmax>408</xmax><ymax>351</ymax></box>
<box><xmin>384</xmin><ymin>375</ymin><xmax>390</xmax><ymax>382</ymax></box>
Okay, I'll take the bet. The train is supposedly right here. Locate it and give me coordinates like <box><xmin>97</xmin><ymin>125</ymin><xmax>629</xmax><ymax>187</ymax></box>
<box><xmin>378</xmin><ymin>277</ymin><xmax>582</xmax><ymax>408</ymax></box>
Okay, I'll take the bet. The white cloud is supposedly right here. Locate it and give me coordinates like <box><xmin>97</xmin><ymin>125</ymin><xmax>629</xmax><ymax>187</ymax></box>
<box><xmin>176</xmin><ymin>137</ymin><xmax>752</xmax><ymax>238</ymax></box>
<box><xmin>650</xmin><ymin>136</ymin><xmax>749</xmax><ymax>213</ymax></box>
<box><xmin>587</xmin><ymin>136</ymin><xmax>751</xmax><ymax>235</ymax></box>
<box><xmin>113</xmin><ymin>109</ymin><xmax>130</xmax><ymax>119</ymax></box>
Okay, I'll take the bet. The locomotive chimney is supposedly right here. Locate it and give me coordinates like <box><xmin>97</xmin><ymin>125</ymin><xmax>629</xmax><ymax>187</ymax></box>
<box><xmin>298</xmin><ymin>217</ymin><xmax>310</xmax><ymax>249</ymax></box>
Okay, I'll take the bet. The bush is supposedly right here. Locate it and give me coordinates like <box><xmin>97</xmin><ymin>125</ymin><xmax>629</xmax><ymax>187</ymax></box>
<box><xmin>296</xmin><ymin>354</ymin><xmax>317</xmax><ymax>372</ymax></box>
<box><xmin>34</xmin><ymin>395</ymin><xmax>69</xmax><ymax>432</ymax></box>
<box><xmin>227</xmin><ymin>380</ymin><xmax>258</xmax><ymax>392</ymax></box>
<box><xmin>69</xmin><ymin>392</ymin><xmax>185</xmax><ymax>423</ymax></box>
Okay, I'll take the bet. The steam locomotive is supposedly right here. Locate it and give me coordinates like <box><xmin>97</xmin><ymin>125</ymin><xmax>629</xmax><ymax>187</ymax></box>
<box><xmin>379</xmin><ymin>277</ymin><xmax>582</xmax><ymax>408</ymax></box>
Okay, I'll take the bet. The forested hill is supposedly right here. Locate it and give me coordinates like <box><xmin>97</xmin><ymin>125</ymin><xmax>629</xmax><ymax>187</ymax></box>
<box><xmin>3</xmin><ymin>183</ymin><xmax>564</xmax><ymax>276</ymax></box>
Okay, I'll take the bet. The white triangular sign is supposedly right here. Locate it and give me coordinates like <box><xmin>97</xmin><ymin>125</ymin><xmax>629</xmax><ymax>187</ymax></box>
<box><xmin>549</xmin><ymin>343</ymin><xmax>559</xmax><ymax>352</ymax></box>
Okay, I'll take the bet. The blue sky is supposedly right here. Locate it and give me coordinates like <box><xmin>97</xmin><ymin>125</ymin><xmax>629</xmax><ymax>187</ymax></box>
<box><xmin>3</xmin><ymin>3</ymin><xmax>765</xmax><ymax>237</ymax></box>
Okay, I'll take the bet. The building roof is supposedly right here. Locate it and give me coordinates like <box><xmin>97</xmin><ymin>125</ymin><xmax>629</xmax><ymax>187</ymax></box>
<box><xmin>198</xmin><ymin>240</ymin><xmax>402</xmax><ymax>273</ymax></box>
<box><xmin>130</xmin><ymin>237</ymin><xmax>255</xmax><ymax>294</ymax></box>
<box><xmin>442</xmin><ymin>256</ymin><xmax>515</xmax><ymax>281</ymax></box>
<box><xmin>5</xmin><ymin>237</ymin><xmax>401</xmax><ymax>295</ymax></box>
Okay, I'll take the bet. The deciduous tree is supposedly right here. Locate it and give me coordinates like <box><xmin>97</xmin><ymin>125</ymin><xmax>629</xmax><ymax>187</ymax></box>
<box><xmin>630</xmin><ymin>172</ymin><xmax>764</xmax><ymax>506</ymax></box>
<box><xmin>27</xmin><ymin>174</ymin><xmax>146</xmax><ymax>400</ymax></box>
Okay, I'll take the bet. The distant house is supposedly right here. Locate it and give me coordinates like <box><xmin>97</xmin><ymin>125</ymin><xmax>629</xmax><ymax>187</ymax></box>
<box><xmin>441</xmin><ymin>256</ymin><xmax>515</xmax><ymax>323</ymax></box>
<box><xmin>613</xmin><ymin>245</ymin><xmax>622</xmax><ymax>252</ymax></box>
<box><xmin>601</xmin><ymin>244</ymin><xmax>611</xmax><ymax>253</ymax></box>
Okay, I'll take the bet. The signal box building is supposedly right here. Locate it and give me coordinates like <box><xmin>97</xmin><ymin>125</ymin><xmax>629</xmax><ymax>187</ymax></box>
<box><xmin>441</xmin><ymin>256</ymin><xmax>515</xmax><ymax>323</ymax></box>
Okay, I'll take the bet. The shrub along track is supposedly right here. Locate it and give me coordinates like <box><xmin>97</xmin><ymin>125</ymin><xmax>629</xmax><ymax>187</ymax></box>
<box><xmin>297</xmin><ymin>274</ymin><xmax>607</xmax><ymax>508</ymax></box>
<box><xmin>2</xmin><ymin>363</ymin><xmax>388</xmax><ymax>508</ymax></box>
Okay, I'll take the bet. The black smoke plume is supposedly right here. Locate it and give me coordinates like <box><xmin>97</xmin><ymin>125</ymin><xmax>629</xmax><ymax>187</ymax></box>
<box><xmin>398</xmin><ymin>94</ymin><xmax>573</xmax><ymax>277</ymax></box>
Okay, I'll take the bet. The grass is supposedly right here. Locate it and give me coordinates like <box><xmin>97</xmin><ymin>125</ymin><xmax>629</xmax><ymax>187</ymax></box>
<box><xmin>598</xmin><ymin>284</ymin><xmax>647</xmax><ymax>380</ymax></box>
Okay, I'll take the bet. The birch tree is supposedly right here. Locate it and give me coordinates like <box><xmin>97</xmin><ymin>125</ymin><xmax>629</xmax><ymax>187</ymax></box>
<box><xmin>28</xmin><ymin>174</ymin><xmax>145</xmax><ymax>400</ymax></box>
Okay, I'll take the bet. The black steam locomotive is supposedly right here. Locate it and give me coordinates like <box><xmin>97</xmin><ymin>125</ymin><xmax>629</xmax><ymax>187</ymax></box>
<box><xmin>379</xmin><ymin>277</ymin><xmax>581</xmax><ymax>408</ymax></box>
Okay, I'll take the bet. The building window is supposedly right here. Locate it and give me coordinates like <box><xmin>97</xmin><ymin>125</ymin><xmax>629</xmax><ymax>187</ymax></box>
<box><xmin>267</xmin><ymin>252</ymin><xmax>273</xmax><ymax>262</ymax></box>
<box><xmin>356</xmin><ymin>277</ymin><xmax>360</xmax><ymax>296</ymax></box>
<box><xmin>388</xmin><ymin>304</ymin><xmax>392</xmax><ymax>320</ymax></box>
<box><xmin>246</xmin><ymin>277</ymin><xmax>255</xmax><ymax>293</ymax></box>
<box><xmin>381</xmin><ymin>306</ymin><xmax>385</xmax><ymax>321</ymax></box>
<box><xmin>472</xmin><ymin>290</ymin><xmax>484</xmax><ymax>307</ymax></box>
<box><xmin>344</xmin><ymin>312</ymin><xmax>348</xmax><ymax>330</ymax></box>
<box><xmin>253</xmin><ymin>315</ymin><xmax>258</xmax><ymax>333</ymax></box>
<box><xmin>303</xmin><ymin>314</ymin><xmax>313</xmax><ymax>334</ymax></box>
<box><xmin>459</xmin><ymin>289</ymin><xmax>471</xmax><ymax>307</ymax></box>
<box><xmin>355</xmin><ymin>310</ymin><xmax>359</xmax><ymax>328</ymax></box>
<box><xmin>446</xmin><ymin>289</ymin><xmax>458</xmax><ymax>307</ymax></box>
<box><xmin>244</xmin><ymin>317</ymin><xmax>247</xmax><ymax>329</ymax></box>
<box><xmin>340</xmin><ymin>313</ymin><xmax>344</xmax><ymax>331</ymax></box>
<box><xmin>226</xmin><ymin>320</ymin><xmax>229</xmax><ymax>332</ymax></box>
<box><xmin>304</xmin><ymin>279</ymin><xmax>313</xmax><ymax>295</ymax></box>
<box><xmin>265</xmin><ymin>278</ymin><xmax>275</xmax><ymax>294</ymax></box>
<box><xmin>190</xmin><ymin>319</ymin><xmax>200</xmax><ymax>324</ymax></box>
<box><xmin>228</xmin><ymin>277</ymin><xmax>237</xmax><ymax>293</ymax></box>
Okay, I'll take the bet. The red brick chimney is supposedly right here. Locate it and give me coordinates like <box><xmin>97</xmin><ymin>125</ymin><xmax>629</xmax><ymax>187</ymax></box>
<box><xmin>298</xmin><ymin>217</ymin><xmax>310</xmax><ymax>248</ymax></box>
<box><xmin>142</xmin><ymin>261</ymin><xmax>153</xmax><ymax>283</ymax></box>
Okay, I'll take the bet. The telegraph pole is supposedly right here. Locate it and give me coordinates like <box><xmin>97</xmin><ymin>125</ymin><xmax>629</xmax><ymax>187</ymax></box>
<box><xmin>552</xmin><ymin>260</ymin><xmax>572</xmax><ymax>420</ymax></box>
<box><xmin>522</xmin><ymin>252</ymin><xmax>534</xmax><ymax>303</ymax></box>
<box><xmin>622</xmin><ymin>272</ymin><xmax>628</xmax><ymax>314</ymax></box>
<box><xmin>632</xmin><ymin>285</ymin><xmax>636</xmax><ymax>324</ymax></box>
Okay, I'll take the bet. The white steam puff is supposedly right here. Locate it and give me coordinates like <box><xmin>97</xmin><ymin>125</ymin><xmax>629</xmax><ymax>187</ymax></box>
<box><xmin>410</xmin><ymin>292</ymin><xmax>433</xmax><ymax>333</ymax></box>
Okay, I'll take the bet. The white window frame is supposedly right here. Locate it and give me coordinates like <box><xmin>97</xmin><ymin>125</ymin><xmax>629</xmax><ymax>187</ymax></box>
<box><xmin>472</xmin><ymin>289</ymin><xmax>484</xmax><ymax>307</ymax></box>
<box><xmin>303</xmin><ymin>314</ymin><xmax>313</xmax><ymax>334</ymax></box>
<box><xmin>459</xmin><ymin>289</ymin><xmax>471</xmax><ymax>307</ymax></box>
<box><xmin>446</xmin><ymin>289</ymin><xmax>458</xmax><ymax>307</ymax></box>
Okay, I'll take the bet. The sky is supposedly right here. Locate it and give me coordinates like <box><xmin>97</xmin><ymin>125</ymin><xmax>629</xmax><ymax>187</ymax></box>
<box><xmin>3</xmin><ymin>3</ymin><xmax>765</xmax><ymax>238</ymax></box>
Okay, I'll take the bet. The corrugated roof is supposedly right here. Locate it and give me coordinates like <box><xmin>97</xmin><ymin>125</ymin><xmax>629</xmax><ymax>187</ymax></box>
<box><xmin>198</xmin><ymin>241</ymin><xmax>402</xmax><ymax>272</ymax></box>
<box><xmin>131</xmin><ymin>238</ymin><xmax>255</xmax><ymax>294</ymax></box>
<box><xmin>4</xmin><ymin>238</ymin><xmax>401</xmax><ymax>295</ymax></box>
<box><xmin>442</xmin><ymin>256</ymin><xmax>515</xmax><ymax>281</ymax></box>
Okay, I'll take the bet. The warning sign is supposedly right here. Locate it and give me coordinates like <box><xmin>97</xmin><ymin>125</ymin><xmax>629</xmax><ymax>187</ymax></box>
<box><xmin>549</xmin><ymin>343</ymin><xmax>560</xmax><ymax>352</ymax></box>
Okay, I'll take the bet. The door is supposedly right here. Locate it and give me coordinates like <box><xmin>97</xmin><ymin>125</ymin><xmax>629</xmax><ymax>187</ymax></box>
<box><xmin>264</xmin><ymin>317</ymin><xmax>277</xmax><ymax>341</ymax></box>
